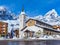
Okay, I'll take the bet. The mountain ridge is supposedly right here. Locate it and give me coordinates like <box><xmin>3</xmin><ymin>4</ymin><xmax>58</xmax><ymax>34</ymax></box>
<box><xmin>31</xmin><ymin>9</ymin><xmax>60</xmax><ymax>25</ymax></box>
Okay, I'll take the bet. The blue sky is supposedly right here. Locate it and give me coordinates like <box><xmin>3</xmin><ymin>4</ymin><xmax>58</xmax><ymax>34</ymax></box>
<box><xmin>0</xmin><ymin>0</ymin><xmax>60</xmax><ymax>16</ymax></box>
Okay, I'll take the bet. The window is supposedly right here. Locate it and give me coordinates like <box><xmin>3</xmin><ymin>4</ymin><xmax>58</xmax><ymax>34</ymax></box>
<box><xmin>30</xmin><ymin>21</ymin><xmax>32</xmax><ymax>23</ymax></box>
<box><xmin>1</xmin><ymin>35</ymin><xmax>5</xmax><ymax>37</ymax></box>
<box><xmin>2</xmin><ymin>28</ymin><xmax>5</xmax><ymax>30</ymax></box>
<box><xmin>3</xmin><ymin>25</ymin><xmax>5</xmax><ymax>27</ymax></box>
<box><xmin>50</xmin><ymin>32</ymin><xmax>51</xmax><ymax>35</ymax></box>
<box><xmin>46</xmin><ymin>32</ymin><xmax>48</xmax><ymax>35</ymax></box>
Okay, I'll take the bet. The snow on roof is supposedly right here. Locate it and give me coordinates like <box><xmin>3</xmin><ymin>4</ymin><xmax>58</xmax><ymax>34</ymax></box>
<box><xmin>20</xmin><ymin>12</ymin><xmax>25</xmax><ymax>15</ymax></box>
<box><xmin>23</xmin><ymin>26</ymin><xmax>43</xmax><ymax>32</ymax></box>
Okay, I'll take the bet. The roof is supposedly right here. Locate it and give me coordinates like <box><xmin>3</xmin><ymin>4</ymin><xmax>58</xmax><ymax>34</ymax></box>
<box><xmin>26</xmin><ymin>19</ymin><xmax>52</xmax><ymax>27</ymax></box>
<box><xmin>35</xmin><ymin>25</ymin><xmax>60</xmax><ymax>33</ymax></box>
<box><xmin>21</xmin><ymin>26</ymin><xmax>27</xmax><ymax>31</ymax></box>
<box><xmin>25</xmin><ymin>19</ymin><xmax>35</xmax><ymax>23</ymax></box>
<box><xmin>21</xmin><ymin>5</ymin><xmax>24</xmax><ymax>12</ymax></box>
<box><xmin>21</xmin><ymin>24</ymin><xmax>60</xmax><ymax>33</ymax></box>
<box><xmin>43</xmin><ymin>28</ymin><xmax>60</xmax><ymax>33</ymax></box>
<box><xmin>21</xmin><ymin>26</ymin><xmax>43</xmax><ymax>32</ymax></box>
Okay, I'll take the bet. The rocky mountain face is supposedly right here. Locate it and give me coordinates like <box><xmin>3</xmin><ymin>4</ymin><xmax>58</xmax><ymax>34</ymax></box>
<box><xmin>32</xmin><ymin>9</ymin><xmax>60</xmax><ymax>25</ymax></box>
<box><xmin>0</xmin><ymin>6</ymin><xmax>17</xmax><ymax>20</ymax></box>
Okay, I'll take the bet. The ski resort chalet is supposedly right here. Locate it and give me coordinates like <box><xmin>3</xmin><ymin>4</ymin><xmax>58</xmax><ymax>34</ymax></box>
<box><xmin>21</xmin><ymin>19</ymin><xmax>60</xmax><ymax>38</ymax></box>
<box><xmin>18</xmin><ymin>8</ymin><xmax>60</xmax><ymax>39</ymax></box>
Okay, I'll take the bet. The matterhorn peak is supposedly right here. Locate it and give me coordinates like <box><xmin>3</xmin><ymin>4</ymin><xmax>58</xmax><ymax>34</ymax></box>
<box><xmin>44</xmin><ymin>9</ymin><xmax>58</xmax><ymax>19</ymax></box>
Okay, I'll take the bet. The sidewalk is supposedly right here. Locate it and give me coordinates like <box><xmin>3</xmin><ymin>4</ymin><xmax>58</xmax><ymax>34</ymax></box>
<box><xmin>0</xmin><ymin>38</ymin><xmax>60</xmax><ymax>41</ymax></box>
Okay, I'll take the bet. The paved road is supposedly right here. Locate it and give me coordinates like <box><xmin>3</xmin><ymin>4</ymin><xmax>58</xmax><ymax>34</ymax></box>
<box><xmin>0</xmin><ymin>40</ymin><xmax>60</xmax><ymax>45</ymax></box>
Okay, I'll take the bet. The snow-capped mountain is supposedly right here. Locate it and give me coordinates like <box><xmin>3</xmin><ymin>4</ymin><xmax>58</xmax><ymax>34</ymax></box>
<box><xmin>43</xmin><ymin>9</ymin><xmax>58</xmax><ymax>21</ymax></box>
<box><xmin>0</xmin><ymin>6</ymin><xmax>16</xmax><ymax>20</ymax></box>
<box><xmin>44</xmin><ymin>9</ymin><xmax>58</xmax><ymax>19</ymax></box>
<box><xmin>42</xmin><ymin>9</ymin><xmax>60</xmax><ymax>25</ymax></box>
<box><xmin>32</xmin><ymin>9</ymin><xmax>60</xmax><ymax>25</ymax></box>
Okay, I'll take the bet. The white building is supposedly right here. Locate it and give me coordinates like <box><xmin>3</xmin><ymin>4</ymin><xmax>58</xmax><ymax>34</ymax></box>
<box><xmin>19</xmin><ymin>7</ymin><xmax>27</xmax><ymax>38</ymax></box>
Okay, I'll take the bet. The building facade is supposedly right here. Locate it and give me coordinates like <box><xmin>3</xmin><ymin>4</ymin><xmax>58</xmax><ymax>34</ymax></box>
<box><xmin>19</xmin><ymin>7</ymin><xmax>27</xmax><ymax>38</ymax></box>
<box><xmin>0</xmin><ymin>21</ymin><xmax>8</xmax><ymax>37</ymax></box>
<box><xmin>21</xmin><ymin>19</ymin><xmax>60</xmax><ymax>38</ymax></box>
